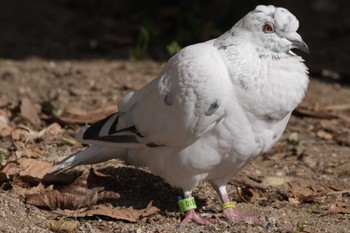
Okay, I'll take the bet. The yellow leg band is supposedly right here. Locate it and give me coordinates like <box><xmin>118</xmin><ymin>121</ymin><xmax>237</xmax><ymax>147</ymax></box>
<box><xmin>221</xmin><ymin>201</ymin><xmax>236</xmax><ymax>211</ymax></box>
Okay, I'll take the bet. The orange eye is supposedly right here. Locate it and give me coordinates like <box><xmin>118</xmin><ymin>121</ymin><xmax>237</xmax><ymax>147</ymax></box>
<box><xmin>263</xmin><ymin>24</ymin><xmax>273</xmax><ymax>33</ymax></box>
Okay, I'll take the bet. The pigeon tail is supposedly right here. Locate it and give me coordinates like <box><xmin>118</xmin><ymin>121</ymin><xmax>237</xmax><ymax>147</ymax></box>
<box><xmin>75</xmin><ymin>112</ymin><xmax>144</xmax><ymax>148</ymax></box>
<box><xmin>48</xmin><ymin>146</ymin><xmax>127</xmax><ymax>174</ymax></box>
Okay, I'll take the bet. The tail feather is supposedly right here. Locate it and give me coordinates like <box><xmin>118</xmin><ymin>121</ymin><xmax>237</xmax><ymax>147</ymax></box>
<box><xmin>48</xmin><ymin>146</ymin><xmax>127</xmax><ymax>174</ymax></box>
<box><xmin>49</xmin><ymin>112</ymin><xmax>148</xmax><ymax>174</ymax></box>
<box><xmin>75</xmin><ymin>112</ymin><xmax>144</xmax><ymax>148</ymax></box>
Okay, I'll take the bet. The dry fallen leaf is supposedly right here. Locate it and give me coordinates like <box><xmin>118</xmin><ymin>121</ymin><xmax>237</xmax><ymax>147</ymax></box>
<box><xmin>12</xmin><ymin>123</ymin><xmax>65</xmax><ymax>143</ymax></box>
<box><xmin>54</xmin><ymin>201</ymin><xmax>159</xmax><ymax>222</ymax></box>
<box><xmin>329</xmin><ymin>201</ymin><xmax>350</xmax><ymax>214</ymax></box>
<box><xmin>57</xmin><ymin>105</ymin><xmax>117</xmax><ymax>124</ymax></box>
<box><xmin>20</xmin><ymin>97</ymin><xmax>41</xmax><ymax>127</ymax></box>
<box><xmin>85</xmin><ymin>202</ymin><xmax>159</xmax><ymax>222</ymax></box>
<box><xmin>40</xmin><ymin>123</ymin><xmax>65</xmax><ymax>141</ymax></box>
<box><xmin>0</xmin><ymin>171</ymin><xmax>8</xmax><ymax>184</ymax></box>
<box><xmin>261</xmin><ymin>176</ymin><xmax>293</xmax><ymax>187</ymax></box>
<box><xmin>316</xmin><ymin>130</ymin><xmax>333</xmax><ymax>141</ymax></box>
<box><xmin>47</xmin><ymin>219</ymin><xmax>79</xmax><ymax>233</ymax></box>
<box><xmin>0</xmin><ymin>158</ymin><xmax>53</xmax><ymax>191</ymax></box>
<box><xmin>18</xmin><ymin>158</ymin><xmax>53</xmax><ymax>183</ymax></box>
<box><xmin>26</xmin><ymin>169</ymin><xmax>120</xmax><ymax>210</ymax></box>
<box><xmin>237</xmin><ymin>186</ymin><xmax>258</xmax><ymax>203</ymax></box>
<box><xmin>324</xmin><ymin>103</ymin><xmax>350</xmax><ymax>111</ymax></box>
<box><xmin>1</xmin><ymin>161</ymin><xmax>22</xmax><ymax>177</ymax></box>
<box><xmin>11</xmin><ymin>123</ymin><xmax>65</xmax><ymax>158</ymax></box>
<box><xmin>0</xmin><ymin>110</ymin><xmax>12</xmax><ymax>137</ymax></box>
<box><xmin>294</xmin><ymin>106</ymin><xmax>350</xmax><ymax>127</ymax></box>
<box><xmin>335</xmin><ymin>162</ymin><xmax>350</xmax><ymax>177</ymax></box>
<box><xmin>334</xmin><ymin>133</ymin><xmax>350</xmax><ymax>147</ymax></box>
<box><xmin>287</xmin><ymin>182</ymin><xmax>316</xmax><ymax>204</ymax></box>
<box><xmin>12</xmin><ymin>181</ymin><xmax>48</xmax><ymax>196</ymax></box>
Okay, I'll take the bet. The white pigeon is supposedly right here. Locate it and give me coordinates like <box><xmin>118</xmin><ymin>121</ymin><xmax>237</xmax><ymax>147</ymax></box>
<box><xmin>49</xmin><ymin>5</ymin><xmax>309</xmax><ymax>227</ymax></box>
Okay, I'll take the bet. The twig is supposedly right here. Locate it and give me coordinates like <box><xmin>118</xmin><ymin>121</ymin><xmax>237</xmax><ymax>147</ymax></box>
<box><xmin>324</xmin><ymin>103</ymin><xmax>350</xmax><ymax>111</ymax></box>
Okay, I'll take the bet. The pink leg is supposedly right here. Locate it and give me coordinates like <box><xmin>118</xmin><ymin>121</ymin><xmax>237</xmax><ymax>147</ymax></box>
<box><xmin>213</xmin><ymin>185</ymin><xmax>270</xmax><ymax>227</ymax></box>
<box><xmin>179</xmin><ymin>209</ymin><xmax>223</xmax><ymax>228</ymax></box>
<box><xmin>178</xmin><ymin>191</ymin><xmax>224</xmax><ymax>228</ymax></box>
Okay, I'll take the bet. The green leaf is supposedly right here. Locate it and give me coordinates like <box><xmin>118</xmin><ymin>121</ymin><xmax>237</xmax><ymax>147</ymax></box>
<box><xmin>288</xmin><ymin>132</ymin><xmax>300</xmax><ymax>145</ymax></box>
<box><xmin>166</xmin><ymin>41</ymin><xmax>181</xmax><ymax>56</ymax></box>
<box><xmin>61</xmin><ymin>137</ymin><xmax>78</xmax><ymax>146</ymax></box>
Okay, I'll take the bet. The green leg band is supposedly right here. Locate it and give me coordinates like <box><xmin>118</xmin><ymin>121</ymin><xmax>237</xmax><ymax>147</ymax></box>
<box><xmin>178</xmin><ymin>196</ymin><xmax>197</xmax><ymax>212</ymax></box>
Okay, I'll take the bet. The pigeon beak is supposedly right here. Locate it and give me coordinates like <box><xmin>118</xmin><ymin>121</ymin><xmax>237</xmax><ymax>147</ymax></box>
<box><xmin>291</xmin><ymin>39</ymin><xmax>309</xmax><ymax>54</ymax></box>
<box><xmin>285</xmin><ymin>32</ymin><xmax>309</xmax><ymax>54</ymax></box>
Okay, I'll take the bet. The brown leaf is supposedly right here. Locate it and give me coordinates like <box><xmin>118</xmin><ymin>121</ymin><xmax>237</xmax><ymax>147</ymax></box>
<box><xmin>20</xmin><ymin>97</ymin><xmax>41</xmax><ymax>127</ymax></box>
<box><xmin>0</xmin><ymin>124</ymin><xmax>12</xmax><ymax>137</ymax></box>
<box><xmin>0</xmin><ymin>110</ymin><xmax>12</xmax><ymax>137</ymax></box>
<box><xmin>324</xmin><ymin>103</ymin><xmax>350</xmax><ymax>111</ymax></box>
<box><xmin>12</xmin><ymin>182</ymin><xmax>47</xmax><ymax>196</ymax></box>
<box><xmin>11</xmin><ymin>124</ymin><xmax>64</xmax><ymax>158</ymax></box>
<box><xmin>334</xmin><ymin>133</ymin><xmax>350</xmax><ymax>147</ymax></box>
<box><xmin>335</xmin><ymin>162</ymin><xmax>350</xmax><ymax>177</ymax></box>
<box><xmin>316</xmin><ymin>130</ymin><xmax>333</xmax><ymax>141</ymax></box>
<box><xmin>329</xmin><ymin>201</ymin><xmax>350</xmax><ymax>214</ymax></box>
<box><xmin>26</xmin><ymin>169</ymin><xmax>120</xmax><ymax>210</ymax></box>
<box><xmin>57</xmin><ymin>105</ymin><xmax>117</xmax><ymax>124</ymax></box>
<box><xmin>261</xmin><ymin>176</ymin><xmax>293</xmax><ymax>187</ymax></box>
<box><xmin>1</xmin><ymin>161</ymin><xmax>22</xmax><ymax>177</ymax></box>
<box><xmin>18</xmin><ymin>158</ymin><xmax>53</xmax><ymax>183</ymax></box>
<box><xmin>0</xmin><ymin>171</ymin><xmax>8</xmax><ymax>184</ymax></box>
<box><xmin>237</xmin><ymin>187</ymin><xmax>258</xmax><ymax>203</ymax></box>
<box><xmin>294</xmin><ymin>106</ymin><xmax>350</xmax><ymax>127</ymax></box>
<box><xmin>26</xmin><ymin>189</ymin><xmax>77</xmax><ymax>210</ymax></box>
<box><xmin>47</xmin><ymin>219</ymin><xmax>79</xmax><ymax>233</ymax></box>
<box><xmin>86</xmin><ymin>202</ymin><xmax>159</xmax><ymax>222</ymax></box>
<box><xmin>54</xmin><ymin>202</ymin><xmax>159</xmax><ymax>222</ymax></box>
<box><xmin>294</xmin><ymin>106</ymin><xmax>336</xmax><ymax>120</ymax></box>
<box><xmin>12</xmin><ymin>123</ymin><xmax>64</xmax><ymax>143</ymax></box>
<box><xmin>40</xmin><ymin>123</ymin><xmax>65</xmax><ymax>141</ymax></box>
<box><xmin>287</xmin><ymin>182</ymin><xmax>316</xmax><ymax>203</ymax></box>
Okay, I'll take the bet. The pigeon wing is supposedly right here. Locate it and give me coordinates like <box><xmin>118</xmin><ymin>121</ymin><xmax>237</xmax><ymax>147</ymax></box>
<box><xmin>78</xmin><ymin>43</ymin><xmax>232</xmax><ymax>148</ymax></box>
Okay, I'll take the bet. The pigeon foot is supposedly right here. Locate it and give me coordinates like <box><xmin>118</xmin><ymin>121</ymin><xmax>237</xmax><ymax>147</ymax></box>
<box><xmin>178</xmin><ymin>209</ymin><xmax>224</xmax><ymax>228</ymax></box>
<box><xmin>220</xmin><ymin>207</ymin><xmax>270</xmax><ymax>227</ymax></box>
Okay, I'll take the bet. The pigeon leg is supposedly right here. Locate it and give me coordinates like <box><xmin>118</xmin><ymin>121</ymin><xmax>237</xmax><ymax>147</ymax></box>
<box><xmin>213</xmin><ymin>185</ymin><xmax>269</xmax><ymax>227</ymax></box>
<box><xmin>179</xmin><ymin>208</ymin><xmax>223</xmax><ymax>228</ymax></box>
<box><xmin>178</xmin><ymin>192</ymin><xmax>223</xmax><ymax>228</ymax></box>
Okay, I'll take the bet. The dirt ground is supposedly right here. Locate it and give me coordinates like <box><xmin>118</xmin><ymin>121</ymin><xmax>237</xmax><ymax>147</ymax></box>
<box><xmin>0</xmin><ymin>1</ymin><xmax>350</xmax><ymax>232</ymax></box>
<box><xmin>0</xmin><ymin>58</ymin><xmax>349</xmax><ymax>233</ymax></box>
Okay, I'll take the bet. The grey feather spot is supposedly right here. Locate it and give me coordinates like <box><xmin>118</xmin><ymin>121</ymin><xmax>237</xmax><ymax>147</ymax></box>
<box><xmin>264</xmin><ymin>111</ymin><xmax>290</xmax><ymax>121</ymax></box>
<box><xmin>217</xmin><ymin>43</ymin><xmax>234</xmax><ymax>51</ymax></box>
<box><xmin>164</xmin><ymin>94</ymin><xmax>173</xmax><ymax>106</ymax></box>
<box><xmin>280</xmin><ymin>23</ymin><xmax>288</xmax><ymax>32</ymax></box>
<box><xmin>271</xmin><ymin>54</ymin><xmax>280</xmax><ymax>60</ymax></box>
<box><xmin>218</xmin><ymin>45</ymin><xmax>228</xmax><ymax>51</ymax></box>
<box><xmin>205</xmin><ymin>101</ymin><xmax>219</xmax><ymax>116</ymax></box>
<box><xmin>272</xmin><ymin>134</ymin><xmax>278</xmax><ymax>139</ymax></box>
<box><xmin>239</xmin><ymin>79</ymin><xmax>249</xmax><ymax>90</ymax></box>
<box><xmin>264</xmin><ymin>114</ymin><xmax>274</xmax><ymax>121</ymax></box>
<box><xmin>258</xmin><ymin>53</ymin><xmax>268</xmax><ymax>59</ymax></box>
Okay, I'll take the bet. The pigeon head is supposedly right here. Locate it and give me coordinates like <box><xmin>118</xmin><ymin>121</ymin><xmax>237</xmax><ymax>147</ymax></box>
<box><xmin>238</xmin><ymin>5</ymin><xmax>309</xmax><ymax>54</ymax></box>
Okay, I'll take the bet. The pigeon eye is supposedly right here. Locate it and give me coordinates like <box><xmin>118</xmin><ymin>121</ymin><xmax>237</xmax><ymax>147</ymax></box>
<box><xmin>263</xmin><ymin>24</ymin><xmax>273</xmax><ymax>33</ymax></box>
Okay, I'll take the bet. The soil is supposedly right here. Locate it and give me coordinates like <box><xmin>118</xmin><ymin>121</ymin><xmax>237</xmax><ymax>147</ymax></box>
<box><xmin>0</xmin><ymin>1</ymin><xmax>350</xmax><ymax>233</ymax></box>
<box><xmin>0</xmin><ymin>58</ymin><xmax>349</xmax><ymax>233</ymax></box>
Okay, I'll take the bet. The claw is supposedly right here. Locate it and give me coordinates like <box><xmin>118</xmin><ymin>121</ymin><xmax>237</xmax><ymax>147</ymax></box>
<box><xmin>178</xmin><ymin>209</ymin><xmax>223</xmax><ymax>228</ymax></box>
<box><xmin>214</xmin><ymin>207</ymin><xmax>270</xmax><ymax>227</ymax></box>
